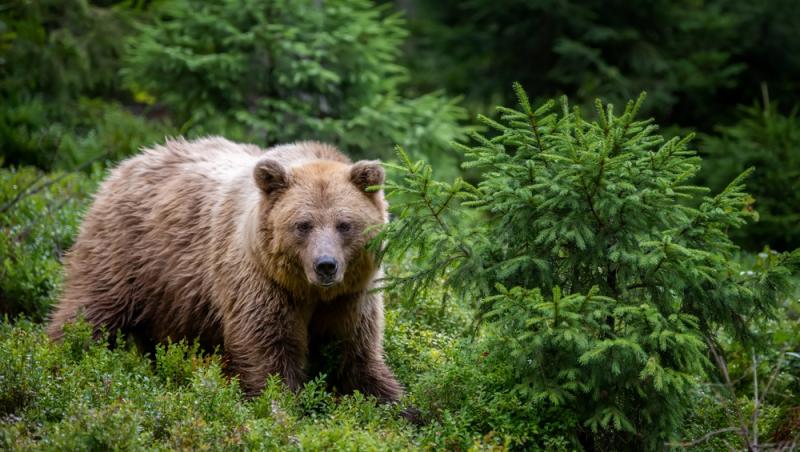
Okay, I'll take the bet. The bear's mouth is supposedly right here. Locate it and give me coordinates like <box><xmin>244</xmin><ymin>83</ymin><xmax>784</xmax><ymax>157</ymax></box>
<box><xmin>307</xmin><ymin>275</ymin><xmax>340</xmax><ymax>288</ymax></box>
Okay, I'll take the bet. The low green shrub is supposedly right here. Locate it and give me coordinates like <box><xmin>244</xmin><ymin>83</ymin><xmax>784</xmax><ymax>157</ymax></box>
<box><xmin>383</xmin><ymin>310</ymin><xmax>457</xmax><ymax>388</ymax></box>
<box><xmin>410</xmin><ymin>341</ymin><xmax>578</xmax><ymax>450</ymax></box>
<box><xmin>0</xmin><ymin>320</ymin><xmax>422</xmax><ymax>450</ymax></box>
<box><xmin>154</xmin><ymin>339</ymin><xmax>209</xmax><ymax>388</ymax></box>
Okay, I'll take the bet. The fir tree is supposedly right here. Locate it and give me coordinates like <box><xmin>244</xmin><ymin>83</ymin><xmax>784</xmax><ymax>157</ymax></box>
<box><xmin>121</xmin><ymin>0</ymin><xmax>466</xmax><ymax>163</ymax></box>
<box><xmin>379</xmin><ymin>84</ymin><xmax>800</xmax><ymax>449</ymax></box>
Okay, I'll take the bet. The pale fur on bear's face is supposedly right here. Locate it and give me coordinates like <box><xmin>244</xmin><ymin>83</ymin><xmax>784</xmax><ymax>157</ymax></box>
<box><xmin>254</xmin><ymin>158</ymin><xmax>386</xmax><ymax>297</ymax></box>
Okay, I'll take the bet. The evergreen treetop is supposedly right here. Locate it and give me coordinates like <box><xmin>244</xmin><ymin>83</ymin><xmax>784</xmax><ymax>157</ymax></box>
<box><xmin>122</xmin><ymin>0</ymin><xmax>466</xmax><ymax>162</ymax></box>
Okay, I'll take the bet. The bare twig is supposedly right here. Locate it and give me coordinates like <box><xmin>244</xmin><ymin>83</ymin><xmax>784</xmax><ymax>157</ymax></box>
<box><xmin>0</xmin><ymin>171</ymin><xmax>51</xmax><ymax>214</ymax></box>
<box><xmin>759</xmin><ymin>345</ymin><xmax>790</xmax><ymax>407</ymax></box>
<box><xmin>752</xmin><ymin>351</ymin><xmax>759</xmax><ymax>449</ymax></box>
<box><xmin>670</xmin><ymin>426</ymin><xmax>741</xmax><ymax>448</ymax></box>
<box><xmin>0</xmin><ymin>151</ymin><xmax>108</xmax><ymax>214</ymax></box>
<box><xmin>705</xmin><ymin>337</ymin><xmax>755</xmax><ymax>451</ymax></box>
<box><xmin>11</xmin><ymin>180</ymin><xmax>83</xmax><ymax>245</ymax></box>
<box><xmin>697</xmin><ymin>339</ymin><xmax>799</xmax><ymax>452</ymax></box>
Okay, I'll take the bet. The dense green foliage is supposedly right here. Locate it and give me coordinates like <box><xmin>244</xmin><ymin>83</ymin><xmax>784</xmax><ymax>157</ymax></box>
<box><xmin>400</xmin><ymin>0</ymin><xmax>800</xmax><ymax>249</ymax></box>
<box><xmin>379</xmin><ymin>86</ymin><xmax>800</xmax><ymax>449</ymax></box>
<box><xmin>1</xmin><ymin>0</ymin><xmax>799</xmax><ymax>450</ymax></box>
<box><xmin>1</xmin><ymin>0</ymin><xmax>466</xmax><ymax>171</ymax></box>
<box><xmin>0</xmin><ymin>0</ymin><xmax>165</xmax><ymax>169</ymax></box>
<box><xmin>3</xmin><ymin>0</ymin><xmax>798</xmax><ymax>246</ymax></box>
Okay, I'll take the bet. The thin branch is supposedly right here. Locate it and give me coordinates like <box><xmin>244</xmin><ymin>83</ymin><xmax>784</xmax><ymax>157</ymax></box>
<box><xmin>705</xmin><ymin>337</ymin><xmax>756</xmax><ymax>451</ymax></box>
<box><xmin>528</xmin><ymin>111</ymin><xmax>547</xmax><ymax>162</ymax></box>
<box><xmin>752</xmin><ymin>351</ymin><xmax>759</xmax><ymax>449</ymax></box>
<box><xmin>591</xmin><ymin>156</ymin><xmax>605</xmax><ymax>198</ymax></box>
<box><xmin>581</xmin><ymin>183</ymin><xmax>606</xmax><ymax>229</ymax></box>
<box><xmin>2</xmin><ymin>133</ymin><xmax>67</xmax><ymax>210</ymax></box>
<box><xmin>669</xmin><ymin>426</ymin><xmax>741</xmax><ymax>448</ymax></box>
<box><xmin>759</xmin><ymin>345</ymin><xmax>790</xmax><ymax>406</ymax></box>
<box><xmin>0</xmin><ymin>172</ymin><xmax>51</xmax><ymax>214</ymax></box>
<box><xmin>417</xmin><ymin>184</ymin><xmax>471</xmax><ymax>259</ymax></box>
<box><xmin>433</xmin><ymin>189</ymin><xmax>457</xmax><ymax>218</ymax></box>
<box><xmin>421</xmin><ymin>189</ymin><xmax>455</xmax><ymax>241</ymax></box>
<box><xmin>11</xmin><ymin>180</ymin><xmax>81</xmax><ymax>245</ymax></box>
<box><xmin>0</xmin><ymin>151</ymin><xmax>108</xmax><ymax>213</ymax></box>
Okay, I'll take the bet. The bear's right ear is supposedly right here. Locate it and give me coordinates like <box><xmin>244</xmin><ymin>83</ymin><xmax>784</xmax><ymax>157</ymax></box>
<box><xmin>350</xmin><ymin>160</ymin><xmax>385</xmax><ymax>193</ymax></box>
<box><xmin>253</xmin><ymin>159</ymin><xmax>290</xmax><ymax>195</ymax></box>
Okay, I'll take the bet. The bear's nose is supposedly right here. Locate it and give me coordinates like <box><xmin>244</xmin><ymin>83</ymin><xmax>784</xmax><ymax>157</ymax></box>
<box><xmin>314</xmin><ymin>256</ymin><xmax>339</xmax><ymax>279</ymax></box>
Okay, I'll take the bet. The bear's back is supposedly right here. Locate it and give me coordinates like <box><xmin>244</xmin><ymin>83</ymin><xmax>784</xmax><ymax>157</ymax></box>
<box><xmin>262</xmin><ymin>141</ymin><xmax>351</xmax><ymax>168</ymax></box>
<box><xmin>118</xmin><ymin>136</ymin><xmax>262</xmax><ymax>187</ymax></box>
<box><xmin>57</xmin><ymin>137</ymin><xmax>269</xmax><ymax>343</ymax></box>
<box><xmin>54</xmin><ymin>137</ymin><xmax>353</xmax><ymax>344</ymax></box>
<box><xmin>116</xmin><ymin>137</ymin><xmax>349</xmax><ymax>187</ymax></box>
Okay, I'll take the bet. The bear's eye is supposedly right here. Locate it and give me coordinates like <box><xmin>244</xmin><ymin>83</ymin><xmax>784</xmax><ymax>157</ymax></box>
<box><xmin>295</xmin><ymin>221</ymin><xmax>313</xmax><ymax>234</ymax></box>
<box><xmin>336</xmin><ymin>222</ymin><xmax>352</xmax><ymax>233</ymax></box>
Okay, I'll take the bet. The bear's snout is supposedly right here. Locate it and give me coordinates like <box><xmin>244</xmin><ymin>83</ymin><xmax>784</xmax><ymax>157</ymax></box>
<box><xmin>314</xmin><ymin>255</ymin><xmax>339</xmax><ymax>286</ymax></box>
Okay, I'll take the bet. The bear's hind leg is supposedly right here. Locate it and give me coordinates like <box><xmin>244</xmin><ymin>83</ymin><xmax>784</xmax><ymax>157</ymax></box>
<box><xmin>46</xmin><ymin>299</ymin><xmax>82</xmax><ymax>341</ymax></box>
<box><xmin>47</xmin><ymin>282</ymin><xmax>141</xmax><ymax>344</ymax></box>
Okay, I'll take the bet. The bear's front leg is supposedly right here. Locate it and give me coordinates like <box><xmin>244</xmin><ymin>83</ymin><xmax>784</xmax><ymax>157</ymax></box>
<box><xmin>224</xmin><ymin>299</ymin><xmax>309</xmax><ymax>397</ymax></box>
<box><xmin>332</xmin><ymin>292</ymin><xmax>403</xmax><ymax>403</ymax></box>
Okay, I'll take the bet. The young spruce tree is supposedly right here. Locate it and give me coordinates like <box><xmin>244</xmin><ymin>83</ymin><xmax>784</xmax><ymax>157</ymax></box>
<box><xmin>379</xmin><ymin>84</ymin><xmax>799</xmax><ymax>449</ymax></box>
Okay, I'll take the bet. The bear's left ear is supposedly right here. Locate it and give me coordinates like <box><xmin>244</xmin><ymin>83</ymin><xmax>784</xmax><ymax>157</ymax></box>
<box><xmin>350</xmin><ymin>160</ymin><xmax>385</xmax><ymax>193</ymax></box>
<box><xmin>254</xmin><ymin>159</ymin><xmax>291</xmax><ymax>195</ymax></box>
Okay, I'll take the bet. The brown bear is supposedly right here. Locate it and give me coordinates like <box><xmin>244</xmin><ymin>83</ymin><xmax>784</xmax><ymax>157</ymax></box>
<box><xmin>47</xmin><ymin>137</ymin><xmax>403</xmax><ymax>401</ymax></box>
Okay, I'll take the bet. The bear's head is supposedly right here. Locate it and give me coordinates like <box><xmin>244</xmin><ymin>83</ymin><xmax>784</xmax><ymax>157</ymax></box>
<box><xmin>252</xmin><ymin>156</ymin><xmax>387</xmax><ymax>299</ymax></box>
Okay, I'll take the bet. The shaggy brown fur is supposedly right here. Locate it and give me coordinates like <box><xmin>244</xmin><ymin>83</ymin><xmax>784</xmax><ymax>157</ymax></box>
<box><xmin>47</xmin><ymin>137</ymin><xmax>403</xmax><ymax>401</ymax></box>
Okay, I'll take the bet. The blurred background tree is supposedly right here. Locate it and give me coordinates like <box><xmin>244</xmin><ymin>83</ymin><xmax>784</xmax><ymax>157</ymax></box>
<box><xmin>700</xmin><ymin>104</ymin><xmax>800</xmax><ymax>251</ymax></box>
<box><xmin>121</xmin><ymin>0</ymin><xmax>467</xmax><ymax>163</ymax></box>
<box><xmin>393</xmin><ymin>0</ymin><xmax>800</xmax><ymax>128</ymax></box>
<box><xmin>0</xmin><ymin>0</ymin><xmax>187</xmax><ymax>174</ymax></box>
<box><xmin>1</xmin><ymin>0</ymin><xmax>467</xmax><ymax>170</ymax></box>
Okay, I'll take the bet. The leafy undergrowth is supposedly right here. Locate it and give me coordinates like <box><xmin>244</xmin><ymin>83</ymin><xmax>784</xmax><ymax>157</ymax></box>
<box><xmin>0</xmin><ymin>318</ymin><xmax>448</xmax><ymax>451</ymax></box>
<box><xmin>0</xmin><ymin>281</ymin><xmax>583</xmax><ymax>451</ymax></box>
<box><xmin>2</xmin><ymin>299</ymin><xmax>799</xmax><ymax>451</ymax></box>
